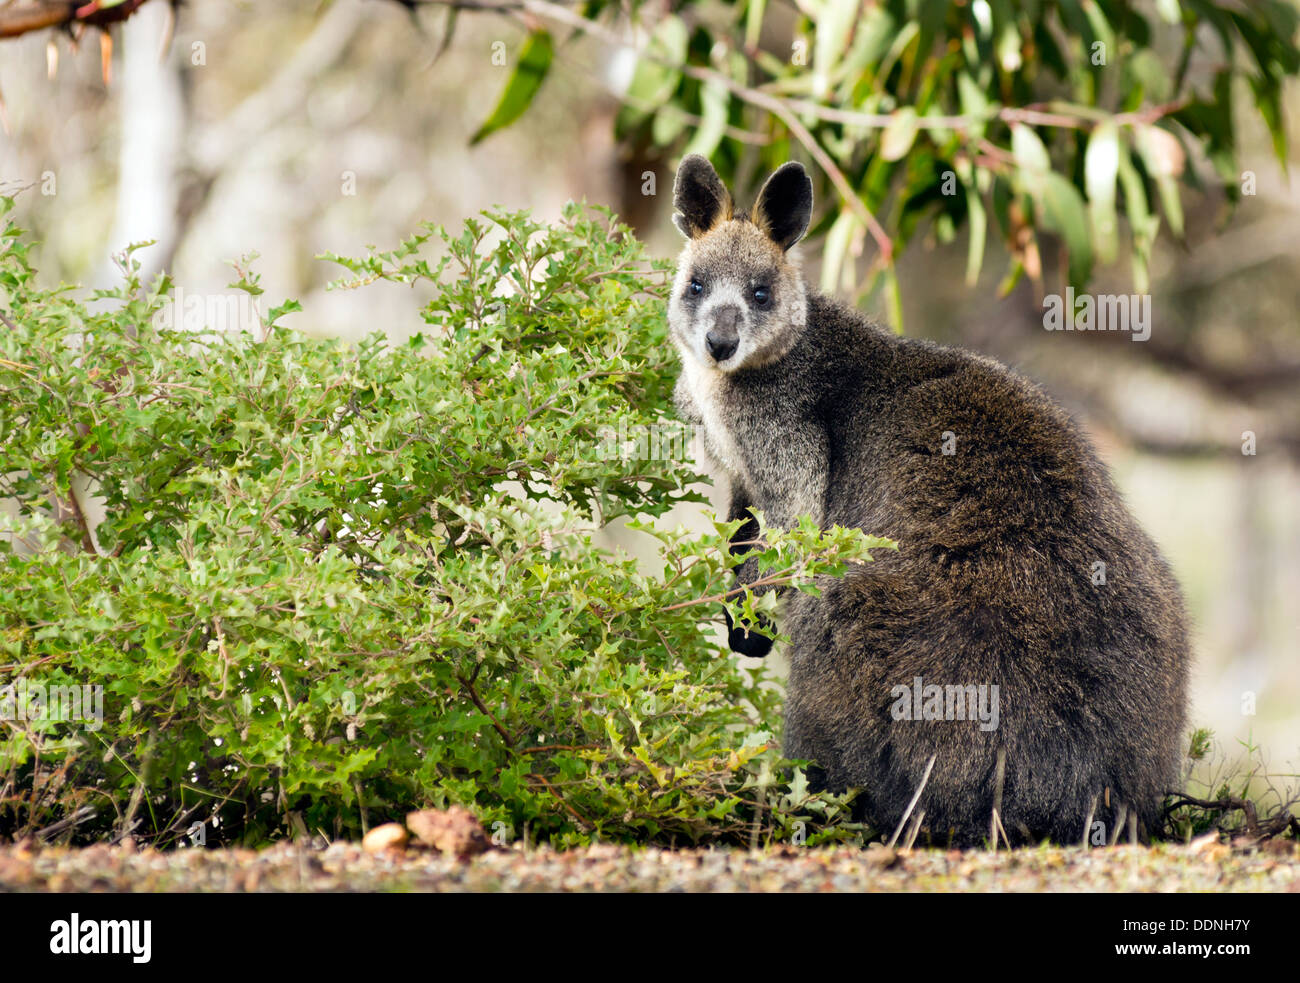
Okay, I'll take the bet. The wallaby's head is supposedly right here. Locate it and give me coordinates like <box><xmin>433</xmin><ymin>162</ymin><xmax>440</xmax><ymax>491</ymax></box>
<box><xmin>668</xmin><ymin>155</ymin><xmax>813</xmax><ymax>372</ymax></box>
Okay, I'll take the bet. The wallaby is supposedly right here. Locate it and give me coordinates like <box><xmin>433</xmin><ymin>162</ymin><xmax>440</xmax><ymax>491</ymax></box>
<box><xmin>668</xmin><ymin>154</ymin><xmax>1190</xmax><ymax>847</ymax></box>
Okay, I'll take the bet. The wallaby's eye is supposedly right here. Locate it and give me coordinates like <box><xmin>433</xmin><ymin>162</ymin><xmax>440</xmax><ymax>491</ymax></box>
<box><xmin>753</xmin><ymin>286</ymin><xmax>771</xmax><ymax>307</ymax></box>
<box><xmin>688</xmin><ymin>279</ymin><xmax>704</xmax><ymax>297</ymax></box>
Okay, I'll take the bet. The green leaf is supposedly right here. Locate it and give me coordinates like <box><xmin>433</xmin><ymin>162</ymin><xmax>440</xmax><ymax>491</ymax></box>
<box><xmin>1039</xmin><ymin>172</ymin><xmax>1093</xmax><ymax>286</ymax></box>
<box><xmin>263</xmin><ymin>300</ymin><xmax>302</xmax><ymax>334</ymax></box>
<box><xmin>682</xmin><ymin>57</ymin><xmax>738</xmax><ymax>160</ymax></box>
<box><xmin>840</xmin><ymin>4</ymin><xmax>898</xmax><ymax>97</ymax></box>
<box><xmin>873</xmin><ymin>21</ymin><xmax>920</xmax><ymax>95</ymax></box>
<box><xmin>1084</xmin><ymin>121</ymin><xmax>1121</xmax><ymax>265</ymax></box>
<box><xmin>1134</xmin><ymin>124</ymin><xmax>1185</xmax><ymax>238</ymax></box>
<box><xmin>470</xmin><ymin>31</ymin><xmax>554</xmax><ymax>146</ymax></box>
<box><xmin>820</xmin><ymin>212</ymin><xmax>859</xmax><ymax>294</ymax></box>
<box><xmin>1247</xmin><ymin>72</ymin><xmax>1288</xmax><ymax>169</ymax></box>
<box><xmin>997</xmin><ymin>256</ymin><xmax>1025</xmax><ymax>298</ymax></box>
<box><xmin>1124</xmin><ymin>48</ymin><xmax>1173</xmax><ymax>107</ymax></box>
<box><xmin>1011</xmin><ymin>124</ymin><xmax>1051</xmax><ymax>195</ymax></box>
<box><xmin>880</xmin><ymin>107</ymin><xmax>919</xmax><ymax>161</ymax></box>
<box><xmin>994</xmin><ymin>6</ymin><xmax>1023</xmax><ymax>73</ymax></box>
<box><xmin>1081</xmin><ymin>0</ymin><xmax>1116</xmax><ymax>67</ymax></box>
<box><xmin>962</xmin><ymin>172</ymin><xmax>987</xmax><ymax>287</ymax></box>
<box><xmin>1116</xmin><ymin>143</ymin><xmax>1155</xmax><ymax>293</ymax></box>
<box><xmin>883</xmin><ymin>264</ymin><xmax>904</xmax><ymax>335</ymax></box>
<box><xmin>813</xmin><ymin>0</ymin><xmax>861</xmax><ymax>98</ymax></box>
<box><xmin>744</xmin><ymin>0</ymin><xmax>767</xmax><ymax>49</ymax></box>
<box><xmin>956</xmin><ymin>71</ymin><xmax>992</xmax><ymax>140</ymax></box>
<box><xmin>621</xmin><ymin>15</ymin><xmax>688</xmax><ymax>122</ymax></box>
<box><xmin>652</xmin><ymin>106</ymin><xmax>688</xmax><ymax>146</ymax></box>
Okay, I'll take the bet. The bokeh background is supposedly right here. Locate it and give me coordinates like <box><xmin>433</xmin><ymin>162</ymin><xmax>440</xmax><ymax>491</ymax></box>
<box><xmin>1</xmin><ymin>0</ymin><xmax>1295</xmax><ymax>784</ymax></box>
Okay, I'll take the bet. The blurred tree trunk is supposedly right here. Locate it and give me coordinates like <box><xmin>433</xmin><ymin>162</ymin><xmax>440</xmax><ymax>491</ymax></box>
<box><xmin>96</xmin><ymin>1</ymin><xmax>183</xmax><ymax>285</ymax></box>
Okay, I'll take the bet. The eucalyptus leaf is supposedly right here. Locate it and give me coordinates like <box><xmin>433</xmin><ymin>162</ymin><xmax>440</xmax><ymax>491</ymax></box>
<box><xmin>470</xmin><ymin>31</ymin><xmax>554</xmax><ymax>146</ymax></box>
<box><xmin>880</xmin><ymin>107</ymin><xmax>920</xmax><ymax>161</ymax></box>
<box><xmin>1084</xmin><ymin>120</ymin><xmax>1121</xmax><ymax>265</ymax></box>
<box><xmin>1039</xmin><ymin>172</ymin><xmax>1093</xmax><ymax>286</ymax></box>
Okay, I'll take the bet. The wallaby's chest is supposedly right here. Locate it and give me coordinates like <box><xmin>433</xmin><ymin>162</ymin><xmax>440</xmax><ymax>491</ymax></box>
<box><xmin>679</xmin><ymin>357</ymin><xmax>754</xmax><ymax>485</ymax></box>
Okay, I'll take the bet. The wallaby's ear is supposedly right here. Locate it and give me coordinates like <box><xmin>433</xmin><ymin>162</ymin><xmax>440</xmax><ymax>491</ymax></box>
<box><xmin>753</xmin><ymin>162</ymin><xmax>813</xmax><ymax>251</ymax></box>
<box><xmin>673</xmin><ymin>154</ymin><xmax>734</xmax><ymax>239</ymax></box>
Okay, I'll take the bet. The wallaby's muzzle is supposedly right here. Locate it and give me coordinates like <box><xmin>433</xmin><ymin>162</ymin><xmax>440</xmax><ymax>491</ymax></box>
<box><xmin>705</xmin><ymin>305</ymin><xmax>741</xmax><ymax>362</ymax></box>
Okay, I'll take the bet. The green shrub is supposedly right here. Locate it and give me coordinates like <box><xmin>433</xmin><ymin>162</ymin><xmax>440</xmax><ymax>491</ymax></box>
<box><xmin>0</xmin><ymin>197</ymin><xmax>890</xmax><ymax>848</ymax></box>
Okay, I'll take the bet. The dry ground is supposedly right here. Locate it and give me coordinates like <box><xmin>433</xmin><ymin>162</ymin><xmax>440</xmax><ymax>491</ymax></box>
<box><xmin>1</xmin><ymin>838</ymin><xmax>1297</xmax><ymax>892</ymax></box>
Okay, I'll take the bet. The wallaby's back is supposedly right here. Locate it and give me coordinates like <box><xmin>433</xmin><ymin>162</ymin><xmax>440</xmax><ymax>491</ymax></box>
<box><xmin>781</xmin><ymin>293</ymin><xmax>1189</xmax><ymax>845</ymax></box>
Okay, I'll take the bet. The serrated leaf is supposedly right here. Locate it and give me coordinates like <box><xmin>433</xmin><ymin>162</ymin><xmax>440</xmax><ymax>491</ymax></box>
<box><xmin>267</xmin><ymin>299</ymin><xmax>302</xmax><ymax>327</ymax></box>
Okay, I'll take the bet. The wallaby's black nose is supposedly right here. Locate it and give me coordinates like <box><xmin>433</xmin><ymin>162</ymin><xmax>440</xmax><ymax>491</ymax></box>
<box><xmin>706</xmin><ymin>305</ymin><xmax>740</xmax><ymax>361</ymax></box>
<box><xmin>706</xmin><ymin>331</ymin><xmax>738</xmax><ymax>361</ymax></box>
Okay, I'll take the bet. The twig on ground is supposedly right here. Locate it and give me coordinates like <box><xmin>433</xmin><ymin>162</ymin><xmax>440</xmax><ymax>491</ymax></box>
<box><xmin>887</xmin><ymin>753</ymin><xmax>936</xmax><ymax>849</ymax></box>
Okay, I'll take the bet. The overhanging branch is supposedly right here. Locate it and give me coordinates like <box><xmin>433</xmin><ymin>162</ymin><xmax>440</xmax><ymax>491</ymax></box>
<box><xmin>0</xmin><ymin>1</ymin><xmax>154</xmax><ymax>40</ymax></box>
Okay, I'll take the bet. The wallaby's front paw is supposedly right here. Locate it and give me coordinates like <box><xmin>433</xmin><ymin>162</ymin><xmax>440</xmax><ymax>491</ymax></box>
<box><xmin>723</xmin><ymin>605</ymin><xmax>774</xmax><ymax>658</ymax></box>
